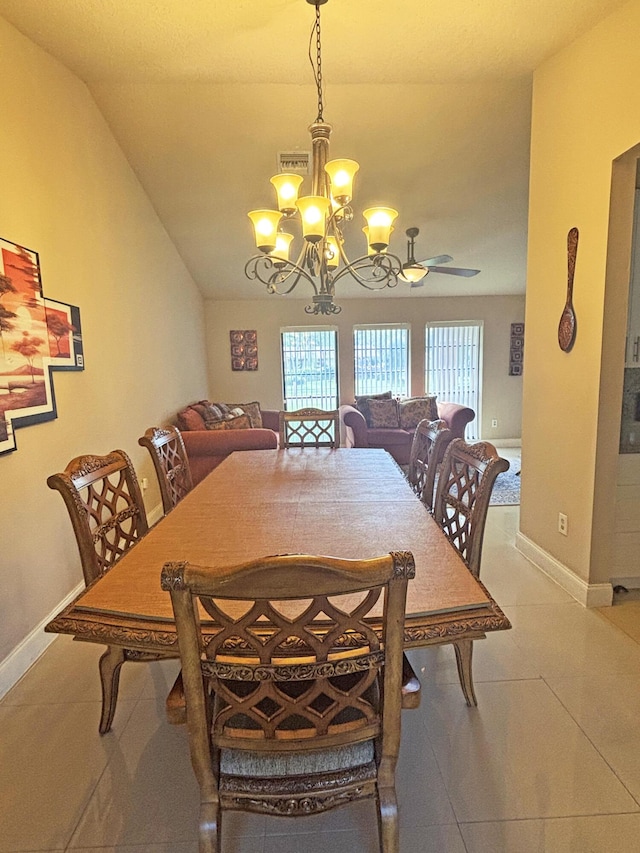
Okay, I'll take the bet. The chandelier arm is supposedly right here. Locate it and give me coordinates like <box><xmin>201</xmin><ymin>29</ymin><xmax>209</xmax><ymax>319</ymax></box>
<box><xmin>331</xmin><ymin>253</ymin><xmax>403</xmax><ymax>291</ymax></box>
<box><xmin>244</xmin><ymin>255</ymin><xmax>319</xmax><ymax>296</ymax></box>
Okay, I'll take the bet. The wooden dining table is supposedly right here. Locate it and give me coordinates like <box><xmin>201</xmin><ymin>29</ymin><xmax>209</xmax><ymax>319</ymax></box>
<box><xmin>46</xmin><ymin>448</ymin><xmax>510</xmax><ymax>653</ymax></box>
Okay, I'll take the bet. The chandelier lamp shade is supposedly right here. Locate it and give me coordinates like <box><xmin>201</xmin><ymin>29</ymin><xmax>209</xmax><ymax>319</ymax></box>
<box><xmin>245</xmin><ymin>0</ymin><xmax>404</xmax><ymax>315</ymax></box>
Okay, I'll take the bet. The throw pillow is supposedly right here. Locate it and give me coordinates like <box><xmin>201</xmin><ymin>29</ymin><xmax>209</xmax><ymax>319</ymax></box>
<box><xmin>226</xmin><ymin>401</ymin><xmax>263</xmax><ymax>428</ymax></box>
<box><xmin>398</xmin><ymin>396</ymin><xmax>438</xmax><ymax>430</ymax></box>
<box><xmin>354</xmin><ymin>391</ymin><xmax>392</xmax><ymax>427</ymax></box>
<box><xmin>177</xmin><ymin>405</ymin><xmax>206</xmax><ymax>431</ymax></box>
<box><xmin>224</xmin><ymin>413</ymin><xmax>252</xmax><ymax>430</ymax></box>
<box><xmin>205</xmin><ymin>412</ymin><xmax>251</xmax><ymax>431</ymax></box>
<box><xmin>201</xmin><ymin>402</ymin><xmax>231</xmax><ymax>428</ymax></box>
<box><xmin>368</xmin><ymin>398</ymin><xmax>400</xmax><ymax>429</ymax></box>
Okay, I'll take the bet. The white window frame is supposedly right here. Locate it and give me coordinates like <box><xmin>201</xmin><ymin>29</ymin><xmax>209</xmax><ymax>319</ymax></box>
<box><xmin>353</xmin><ymin>324</ymin><xmax>410</xmax><ymax>399</ymax></box>
<box><xmin>425</xmin><ymin>321</ymin><xmax>483</xmax><ymax>440</ymax></box>
<box><xmin>280</xmin><ymin>326</ymin><xmax>339</xmax><ymax>411</ymax></box>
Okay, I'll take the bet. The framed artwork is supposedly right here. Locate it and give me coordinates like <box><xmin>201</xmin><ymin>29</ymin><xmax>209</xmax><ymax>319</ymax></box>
<box><xmin>509</xmin><ymin>322</ymin><xmax>524</xmax><ymax>376</ymax></box>
<box><xmin>230</xmin><ymin>329</ymin><xmax>258</xmax><ymax>371</ymax></box>
<box><xmin>0</xmin><ymin>237</ymin><xmax>84</xmax><ymax>455</ymax></box>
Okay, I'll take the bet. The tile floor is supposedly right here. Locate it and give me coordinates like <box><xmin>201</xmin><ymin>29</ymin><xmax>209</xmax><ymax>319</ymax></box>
<box><xmin>2</xmin><ymin>503</ymin><xmax>640</xmax><ymax>852</ymax></box>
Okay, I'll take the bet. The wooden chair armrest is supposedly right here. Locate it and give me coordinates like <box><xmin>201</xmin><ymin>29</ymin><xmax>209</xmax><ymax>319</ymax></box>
<box><xmin>401</xmin><ymin>652</ymin><xmax>421</xmax><ymax>709</ymax></box>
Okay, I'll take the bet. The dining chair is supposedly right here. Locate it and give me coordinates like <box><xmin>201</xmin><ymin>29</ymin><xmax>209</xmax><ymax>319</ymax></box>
<box><xmin>47</xmin><ymin>449</ymin><xmax>164</xmax><ymax>734</ymax></box>
<box><xmin>279</xmin><ymin>407</ymin><xmax>340</xmax><ymax>448</ymax></box>
<box><xmin>432</xmin><ymin>438</ymin><xmax>509</xmax><ymax>705</ymax></box>
<box><xmin>161</xmin><ymin>550</ymin><xmax>417</xmax><ymax>853</ymax></box>
<box><xmin>138</xmin><ymin>425</ymin><xmax>193</xmax><ymax>515</ymax></box>
<box><xmin>406</xmin><ymin>418</ymin><xmax>453</xmax><ymax>512</ymax></box>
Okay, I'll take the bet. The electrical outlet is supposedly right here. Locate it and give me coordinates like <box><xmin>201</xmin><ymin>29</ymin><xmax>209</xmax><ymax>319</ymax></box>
<box><xmin>141</xmin><ymin>477</ymin><xmax>149</xmax><ymax>492</ymax></box>
<box><xmin>491</xmin><ymin>419</ymin><xmax>498</xmax><ymax>429</ymax></box>
<box><xmin>558</xmin><ymin>512</ymin><xmax>568</xmax><ymax>536</ymax></box>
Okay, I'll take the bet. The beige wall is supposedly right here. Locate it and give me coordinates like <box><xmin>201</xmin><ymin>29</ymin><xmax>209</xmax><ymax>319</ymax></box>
<box><xmin>205</xmin><ymin>294</ymin><xmax>524</xmax><ymax>440</ymax></box>
<box><xmin>0</xmin><ymin>19</ymin><xmax>209</xmax><ymax>669</ymax></box>
<box><xmin>522</xmin><ymin>0</ymin><xmax>640</xmax><ymax>584</ymax></box>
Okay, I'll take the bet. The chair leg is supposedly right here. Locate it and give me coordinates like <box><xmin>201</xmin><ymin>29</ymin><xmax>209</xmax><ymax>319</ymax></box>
<box><xmin>98</xmin><ymin>645</ymin><xmax>126</xmax><ymax>734</ymax></box>
<box><xmin>199</xmin><ymin>800</ymin><xmax>221</xmax><ymax>853</ymax></box>
<box><xmin>377</xmin><ymin>785</ymin><xmax>399</xmax><ymax>853</ymax></box>
<box><xmin>453</xmin><ymin>639</ymin><xmax>477</xmax><ymax>707</ymax></box>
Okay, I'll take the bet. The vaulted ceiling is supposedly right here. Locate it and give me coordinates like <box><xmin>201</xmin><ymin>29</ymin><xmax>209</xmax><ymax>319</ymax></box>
<box><xmin>0</xmin><ymin>0</ymin><xmax>628</xmax><ymax>301</ymax></box>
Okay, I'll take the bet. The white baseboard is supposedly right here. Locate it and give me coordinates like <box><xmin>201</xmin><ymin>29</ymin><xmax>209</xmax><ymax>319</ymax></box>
<box><xmin>488</xmin><ymin>438</ymin><xmax>522</xmax><ymax>448</ymax></box>
<box><xmin>0</xmin><ymin>579</ymin><xmax>85</xmax><ymax>700</ymax></box>
<box><xmin>515</xmin><ymin>532</ymin><xmax>613</xmax><ymax>607</ymax></box>
<box><xmin>610</xmin><ymin>576</ymin><xmax>640</xmax><ymax>590</ymax></box>
<box><xmin>147</xmin><ymin>501</ymin><xmax>164</xmax><ymax>527</ymax></box>
<box><xmin>0</xmin><ymin>500</ymin><xmax>164</xmax><ymax>703</ymax></box>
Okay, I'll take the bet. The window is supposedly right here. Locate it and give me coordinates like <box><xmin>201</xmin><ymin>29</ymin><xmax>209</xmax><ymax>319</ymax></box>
<box><xmin>281</xmin><ymin>327</ymin><xmax>338</xmax><ymax>410</ymax></box>
<box><xmin>425</xmin><ymin>322</ymin><xmax>482</xmax><ymax>440</ymax></box>
<box><xmin>353</xmin><ymin>325</ymin><xmax>410</xmax><ymax>398</ymax></box>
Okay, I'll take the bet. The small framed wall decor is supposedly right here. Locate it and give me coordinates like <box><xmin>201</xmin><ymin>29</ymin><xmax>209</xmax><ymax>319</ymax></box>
<box><xmin>509</xmin><ymin>323</ymin><xmax>524</xmax><ymax>376</ymax></box>
<box><xmin>230</xmin><ymin>329</ymin><xmax>258</xmax><ymax>371</ymax></box>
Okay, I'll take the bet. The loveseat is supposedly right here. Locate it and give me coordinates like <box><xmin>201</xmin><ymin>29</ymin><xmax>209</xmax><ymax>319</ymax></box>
<box><xmin>176</xmin><ymin>401</ymin><xmax>279</xmax><ymax>485</ymax></box>
<box><xmin>339</xmin><ymin>398</ymin><xmax>475</xmax><ymax>466</ymax></box>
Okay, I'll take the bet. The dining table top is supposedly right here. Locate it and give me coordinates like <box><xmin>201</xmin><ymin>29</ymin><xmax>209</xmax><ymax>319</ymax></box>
<box><xmin>46</xmin><ymin>448</ymin><xmax>510</xmax><ymax>651</ymax></box>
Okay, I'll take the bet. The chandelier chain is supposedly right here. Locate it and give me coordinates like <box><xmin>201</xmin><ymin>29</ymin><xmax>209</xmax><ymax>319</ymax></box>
<box><xmin>311</xmin><ymin>2</ymin><xmax>324</xmax><ymax>121</ymax></box>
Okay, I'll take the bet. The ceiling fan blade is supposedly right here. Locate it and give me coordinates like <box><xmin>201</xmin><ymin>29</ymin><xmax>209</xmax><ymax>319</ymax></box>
<box><xmin>428</xmin><ymin>265</ymin><xmax>480</xmax><ymax>277</ymax></box>
<box><xmin>418</xmin><ymin>254</ymin><xmax>453</xmax><ymax>266</ymax></box>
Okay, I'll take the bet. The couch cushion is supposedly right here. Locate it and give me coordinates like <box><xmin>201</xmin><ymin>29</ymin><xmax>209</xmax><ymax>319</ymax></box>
<box><xmin>398</xmin><ymin>395</ymin><xmax>438</xmax><ymax>430</ymax></box>
<box><xmin>354</xmin><ymin>391</ymin><xmax>392</xmax><ymax>427</ymax></box>
<box><xmin>368</xmin><ymin>398</ymin><xmax>400</xmax><ymax>428</ymax></box>
<box><xmin>366</xmin><ymin>428</ymin><xmax>413</xmax><ymax>448</ymax></box>
<box><xmin>226</xmin><ymin>401</ymin><xmax>263</xmax><ymax>428</ymax></box>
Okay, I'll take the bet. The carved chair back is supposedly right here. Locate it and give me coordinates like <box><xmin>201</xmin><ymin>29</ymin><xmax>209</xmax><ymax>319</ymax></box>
<box><xmin>138</xmin><ymin>425</ymin><xmax>193</xmax><ymax>514</ymax></box>
<box><xmin>432</xmin><ymin>439</ymin><xmax>509</xmax><ymax>577</ymax></box>
<box><xmin>407</xmin><ymin>418</ymin><xmax>453</xmax><ymax>512</ymax></box>
<box><xmin>162</xmin><ymin>551</ymin><xmax>415</xmax><ymax>848</ymax></box>
<box><xmin>279</xmin><ymin>407</ymin><xmax>340</xmax><ymax>448</ymax></box>
<box><xmin>47</xmin><ymin>449</ymin><xmax>149</xmax><ymax>586</ymax></box>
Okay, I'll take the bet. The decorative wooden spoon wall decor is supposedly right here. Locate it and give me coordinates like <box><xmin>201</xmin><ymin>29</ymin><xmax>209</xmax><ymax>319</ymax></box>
<box><xmin>558</xmin><ymin>227</ymin><xmax>579</xmax><ymax>352</ymax></box>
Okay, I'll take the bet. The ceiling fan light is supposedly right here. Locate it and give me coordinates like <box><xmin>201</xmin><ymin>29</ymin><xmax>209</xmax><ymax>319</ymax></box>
<box><xmin>270</xmin><ymin>173</ymin><xmax>304</xmax><ymax>215</ymax></box>
<box><xmin>296</xmin><ymin>195</ymin><xmax>330</xmax><ymax>242</ymax></box>
<box><xmin>325</xmin><ymin>158</ymin><xmax>359</xmax><ymax>205</ymax></box>
<box><xmin>248</xmin><ymin>209</ymin><xmax>283</xmax><ymax>253</ymax></box>
<box><xmin>363</xmin><ymin>207</ymin><xmax>398</xmax><ymax>252</ymax></box>
<box><xmin>400</xmin><ymin>263</ymin><xmax>428</xmax><ymax>283</ymax></box>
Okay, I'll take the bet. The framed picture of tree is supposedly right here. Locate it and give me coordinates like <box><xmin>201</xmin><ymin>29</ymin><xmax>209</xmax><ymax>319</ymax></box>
<box><xmin>0</xmin><ymin>237</ymin><xmax>84</xmax><ymax>455</ymax></box>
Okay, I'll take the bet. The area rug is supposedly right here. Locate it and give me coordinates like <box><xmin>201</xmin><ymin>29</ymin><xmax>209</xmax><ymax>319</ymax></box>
<box><xmin>490</xmin><ymin>457</ymin><xmax>521</xmax><ymax>506</ymax></box>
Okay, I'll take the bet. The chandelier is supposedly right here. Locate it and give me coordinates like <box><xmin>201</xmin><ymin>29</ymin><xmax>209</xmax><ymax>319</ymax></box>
<box><xmin>245</xmin><ymin>0</ymin><xmax>404</xmax><ymax>315</ymax></box>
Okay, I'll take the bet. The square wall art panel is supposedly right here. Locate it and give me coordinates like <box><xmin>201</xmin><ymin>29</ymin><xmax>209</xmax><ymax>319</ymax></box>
<box><xmin>230</xmin><ymin>329</ymin><xmax>258</xmax><ymax>371</ymax></box>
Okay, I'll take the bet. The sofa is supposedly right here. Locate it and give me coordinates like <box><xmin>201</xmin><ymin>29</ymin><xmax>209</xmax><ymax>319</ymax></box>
<box><xmin>176</xmin><ymin>401</ymin><xmax>279</xmax><ymax>485</ymax></box>
<box><xmin>339</xmin><ymin>399</ymin><xmax>475</xmax><ymax>466</ymax></box>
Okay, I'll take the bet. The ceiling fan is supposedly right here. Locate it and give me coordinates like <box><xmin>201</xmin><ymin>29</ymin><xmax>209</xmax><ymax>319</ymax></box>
<box><xmin>399</xmin><ymin>227</ymin><xmax>481</xmax><ymax>287</ymax></box>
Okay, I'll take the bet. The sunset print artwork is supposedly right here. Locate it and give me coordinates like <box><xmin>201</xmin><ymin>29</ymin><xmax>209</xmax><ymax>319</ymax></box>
<box><xmin>0</xmin><ymin>237</ymin><xmax>83</xmax><ymax>454</ymax></box>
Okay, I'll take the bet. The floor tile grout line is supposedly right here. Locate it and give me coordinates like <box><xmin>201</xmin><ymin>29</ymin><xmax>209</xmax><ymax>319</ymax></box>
<box><xmin>543</xmin><ymin>676</ymin><xmax>640</xmax><ymax>812</ymax></box>
<box><xmin>62</xmin><ymin>691</ymin><xmax>148</xmax><ymax>853</ymax></box>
